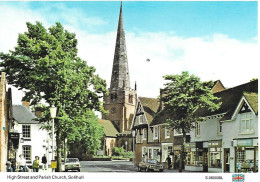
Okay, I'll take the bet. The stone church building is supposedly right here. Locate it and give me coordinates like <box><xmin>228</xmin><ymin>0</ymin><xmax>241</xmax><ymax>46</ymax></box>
<box><xmin>100</xmin><ymin>3</ymin><xmax>136</xmax><ymax>155</ymax></box>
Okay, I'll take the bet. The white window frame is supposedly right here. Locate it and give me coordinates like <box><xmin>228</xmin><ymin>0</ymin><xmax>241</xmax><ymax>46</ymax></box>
<box><xmin>195</xmin><ymin>122</ymin><xmax>200</xmax><ymax>137</ymax></box>
<box><xmin>142</xmin><ymin>128</ymin><xmax>147</xmax><ymax>140</ymax></box>
<box><xmin>22</xmin><ymin>125</ymin><xmax>31</xmax><ymax>139</ymax></box>
<box><xmin>240</xmin><ymin>112</ymin><xmax>253</xmax><ymax>133</ymax></box>
<box><xmin>165</xmin><ymin>127</ymin><xmax>170</xmax><ymax>139</ymax></box>
<box><xmin>217</xmin><ymin>120</ymin><xmax>222</xmax><ymax>135</ymax></box>
<box><xmin>154</xmin><ymin>126</ymin><xmax>158</xmax><ymax>140</ymax></box>
<box><xmin>139</xmin><ymin>115</ymin><xmax>143</xmax><ymax>124</ymax></box>
<box><xmin>22</xmin><ymin>145</ymin><xmax>31</xmax><ymax>161</ymax></box>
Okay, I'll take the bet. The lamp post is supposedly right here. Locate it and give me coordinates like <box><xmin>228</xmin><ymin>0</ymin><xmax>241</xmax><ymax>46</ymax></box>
<box><xmin>132</xmin><ymin>130</ymin><xmax>136</xmax><ymax>167</ymax></box>
<box><xmin>50</xmin><ymin>105</ymin><xmax>57</xmax><ymax>172</ymax></box>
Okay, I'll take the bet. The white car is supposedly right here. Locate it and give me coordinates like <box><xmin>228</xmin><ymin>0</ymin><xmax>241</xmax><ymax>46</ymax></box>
<box><xmin>64</xmin><ymin>158</ymin><xmax>80</xmax><ymax>172</ymax></box>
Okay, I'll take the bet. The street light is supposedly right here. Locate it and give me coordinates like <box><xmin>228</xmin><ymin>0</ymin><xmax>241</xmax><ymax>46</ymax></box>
<box><xmin>132</xmin><ymin>130</ymin><xmax>136</xmax><ymax>167</ymax></box>
<box><xmin>50</xmin><ymin>105</ymin><xmax>57</xmax><ymax>172</ymax></box>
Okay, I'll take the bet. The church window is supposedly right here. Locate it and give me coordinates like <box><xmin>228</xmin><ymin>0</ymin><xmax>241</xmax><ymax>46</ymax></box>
<box><xmin>110</xmin><ymin>93</ymin><xmax>117</xmax><ymax>101</ymax></box>
<box><xmin>129</xmin><ymin>94</ymin><xmax>133</xmax><ymax>103</ymax></box>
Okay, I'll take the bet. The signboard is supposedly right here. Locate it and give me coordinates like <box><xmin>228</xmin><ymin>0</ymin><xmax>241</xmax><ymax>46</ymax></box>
<box><xmin>9</xmin><ymin>133</ymin><xmax>19</xmax><ymax>140</ymax></box>
<box><xmin>184</xmin><ymin>142</ymin><xmax>196</xmax><ymax>148</ymax></box>
<box><xmin>237</xmin><ymin>139</ymin><xmax>253</xmax><ymax>147</ymax></box>
<box><xmin>208</xmin><ymin>140</ymin><xmax>222</xmax><ymax>147</ymax></box>
<box><xmin>51</xmin><ymin>160</ymin><xmax>57</xmax><ymax>169</ymax></box>
<box><xmin>97</xmin><ymin>150</ymin><xmax>104</xmax><ymax>156</ymax></box>
<box><xmin>9</xmin><ymin>132</ymin><xmax>20</xmax><ymax>149</ymax></box>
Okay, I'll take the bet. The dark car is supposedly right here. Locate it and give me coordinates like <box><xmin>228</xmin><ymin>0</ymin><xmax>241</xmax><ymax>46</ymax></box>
<box><xmin>64</xmin><ymin>158</ymin><xmax>80</xmax><ymax>172</ymax></box>
<box><xmin>137</xmin><ymin>159</ymin><xmax>164</xmax><ymax>172</ymax></box>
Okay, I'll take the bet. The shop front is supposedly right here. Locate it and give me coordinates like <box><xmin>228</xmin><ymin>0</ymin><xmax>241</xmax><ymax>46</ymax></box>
<box><xmin>208</xmin><ymin>140</ymin><xmax>222</xmax><ymax>172</ymax></box>
<box><xmin>142</xmin><ymin>146</ymin><xmax>161</xmax><ymax>162</ymax></box>
<box><xmin>185</xmin><ymin>142</ymin><xmax>204</xmax><ymax>171</ymax></box>
<box><xmin>234</xmin><ymin>138</ymin><xmax>258</xmax><ymax>173</ymax></box>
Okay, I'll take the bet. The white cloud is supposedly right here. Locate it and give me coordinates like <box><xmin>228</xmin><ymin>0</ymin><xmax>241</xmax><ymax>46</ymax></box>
<box><xmin>0</xmin><ymin>4</ymin><xmax>258</xmax><ymax>105</ymax></box>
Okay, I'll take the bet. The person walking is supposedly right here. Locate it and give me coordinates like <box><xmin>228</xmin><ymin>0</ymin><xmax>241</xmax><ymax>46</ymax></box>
<box><xmin>166</xmin><ymin>155</ymin><xmax>172</xmax><ymax>169</ymax></box>
<box><xmin>41</xmin><ymin>154</ymin><xmax>47</xmax><ymax>170</ymax></box>
<box><xmin>17</xmin><ymin>154</ymin><xmax>26</xmax><ymax>172</ymax></box>
<box><xmin>33</xmin><ymin>156</ymin><xmax>40</xmax><ymax>172</ymax></box>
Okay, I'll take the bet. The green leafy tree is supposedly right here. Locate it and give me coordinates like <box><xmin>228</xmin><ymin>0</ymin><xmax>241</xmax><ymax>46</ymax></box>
<box><xmin>159</xmin><ymin>71</ymin><xmax>221</xmax><ymax>172</ymax></box>
<box><xmin>0</xmin><ymin>22</ymin><xmax>107</xmax><ymax>171</ymax></box>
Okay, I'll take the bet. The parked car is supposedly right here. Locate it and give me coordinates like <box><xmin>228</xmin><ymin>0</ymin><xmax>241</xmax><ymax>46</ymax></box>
<box><xmin>64</xmin><ymin>158</ymin><xmax>80</xmax><ymax>172</ymax></box>
<box><xmin>137</xmin><ymin>159</ymin><xmax>164</xmax><ymax>172</ymax></box>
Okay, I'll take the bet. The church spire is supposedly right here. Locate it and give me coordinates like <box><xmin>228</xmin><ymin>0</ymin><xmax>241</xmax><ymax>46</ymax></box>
<box><xmin>110</xmin><ymin>2</ymin><xmax>131</xmax><ymax>90</ymax></box>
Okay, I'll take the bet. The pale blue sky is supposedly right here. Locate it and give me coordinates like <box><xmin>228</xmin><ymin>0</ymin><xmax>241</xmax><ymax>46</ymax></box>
<box><xmin>2</xmin><ymin>1</ymin><xmax>258</xmax><ymax>40</ymax></box>
<box><xmin>0</xmin><ymin>1</ymin><xmax>259</xmax><ymax>103</ymax></box>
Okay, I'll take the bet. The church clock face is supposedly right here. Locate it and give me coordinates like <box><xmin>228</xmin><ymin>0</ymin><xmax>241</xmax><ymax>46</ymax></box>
<box><xmin>111</xmin><ymin>107</ymin><xmax>116</xmax><ymax>114</ymax></box>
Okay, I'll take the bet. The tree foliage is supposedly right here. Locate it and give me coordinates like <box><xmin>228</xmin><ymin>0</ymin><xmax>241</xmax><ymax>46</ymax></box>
<box><xmin>0</xmin><ymin>22</ymin><xmax>107</xmax><ymax>171</ymax></box>
<box><xmin>161</xmin><ymin>71</ymin><xmax>221</xmax><ymax>133</ymax></box>
<box><xmin>159</xmin><ymin>71</ymin><xmax>221</xmax><ymax>171</ymax></box>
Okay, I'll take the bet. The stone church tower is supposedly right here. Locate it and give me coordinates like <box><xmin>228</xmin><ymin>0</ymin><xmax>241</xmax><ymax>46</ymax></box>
<box><xmin>103</xmin><ymin>3</ymin><xmax>137</xmax><ymax>135</ymax></box>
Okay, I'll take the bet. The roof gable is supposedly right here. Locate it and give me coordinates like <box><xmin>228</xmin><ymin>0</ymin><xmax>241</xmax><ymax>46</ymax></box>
<box><xmin>195</xmin><ymin>80</ymin><xmax>258</xmax><ymax>121</ymax></box>
<box><xmin>231</xmin><ymin>93</ymin><xmax>258</xmax><ymax>120</ymax></box>
<box><xmin>131</xmin><ymin>97</ymin><xmax>160</xmax><ymax>129</ymax></box>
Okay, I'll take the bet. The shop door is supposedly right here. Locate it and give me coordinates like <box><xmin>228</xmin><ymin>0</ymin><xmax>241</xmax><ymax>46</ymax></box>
<box><xmin>203</xmin><ymin>149</ymin><xmax>208</xmax><ymax>172</ymax></box>
<box><xmin>224</xmin><ymin>148</ymin><xmax>230</xmax><ymax>172</ymax></box>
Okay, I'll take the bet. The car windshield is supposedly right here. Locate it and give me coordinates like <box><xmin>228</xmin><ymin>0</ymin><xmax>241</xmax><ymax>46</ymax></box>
<box><xmin>65</xmin><ymin>158</ymin><xmax>79</xmax><ymax>163</ymax></box>
<box><xmin>147</xmin><ymin>159</ymin><xmax>158</xmax><ymax>164</ymax></box>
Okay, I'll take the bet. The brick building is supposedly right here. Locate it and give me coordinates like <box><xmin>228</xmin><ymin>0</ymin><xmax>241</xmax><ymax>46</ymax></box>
<box><xmin>0</xmin><ymin>72</ymin><xmax>12</xmax><ymax>172</ymax></box>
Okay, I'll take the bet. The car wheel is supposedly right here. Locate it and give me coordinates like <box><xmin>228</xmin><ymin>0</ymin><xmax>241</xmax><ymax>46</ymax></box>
<box><xmin>65</xmin><ymin>169</ymin><xmax>68</xmax><ymax>172</ymax></box>
<box><xmin>160</xmin><ymin>169</ymin><xmax>163</xmax><ymax>172</ymax></box>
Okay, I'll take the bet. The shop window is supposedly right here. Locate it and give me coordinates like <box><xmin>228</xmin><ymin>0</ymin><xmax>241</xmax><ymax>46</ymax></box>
<box><xmin>209</xmin><ymin>148</ymin><xmax>222</xmax><ymax>168</ymax></box>
<box><xmin>154</xmin><ymin>126</ymin><xmax>158</xmax><ymax>139</ymax></box>
<box><xmin>240</xmin><ymin>112</ymin><xmax>253</xmax><ymax>133</ymax></box>
<box><xmin>165</xmin><ymin>127</ymin><xmax>170</xmax><ymax>139</ymax></box>
<box><xmin>22</xmin><ymin>125</ymin><xmax>31</xmax><ymax>139</ymax></box>
<box><xmin>236</xmin><ymin>147</ymin><xmax>256</xmax><ymax>172</ymax></box>
<box><xmin>22</xmin><ymin>145</ymin><xmax>31</xmax><ymax>161</ymax></box>
<box><xmin>195</xmin><ymin>122</ymin><xmax>200</xmax><ymax>137</ymax></box>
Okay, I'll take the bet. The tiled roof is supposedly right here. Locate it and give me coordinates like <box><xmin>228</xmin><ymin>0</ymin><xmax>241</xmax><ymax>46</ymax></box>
<box><xmin>195</xmin><ymin>80</ymin><xmax>258</xmax><ymax>121</ymax></box>
<box><xmin>244</xmin><ymin>92</ymin><xmax>258</xmax><ymax>115</ymax></box>
<box><xmin>151</xmin><ymin>80</ymin><xmax>258</xmax><ymax>125</ymax></box>
<box><xmin>13</xmin><ymin>105</ymin><xmax>38</xmax><ymax>124</ymax></box>
<box><xmin>139</xmin><ymin>97</ymin><xmax>160</xmax><ymax>125</ymax></box>
<box><xmin>98</xmin><ymin>119</ymin><xmax>119</xmax><ymax>137</ymax></box>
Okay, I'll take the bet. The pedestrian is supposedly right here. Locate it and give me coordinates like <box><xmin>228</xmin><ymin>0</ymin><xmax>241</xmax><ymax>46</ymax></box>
<box><xmin>166</xmin><ymin>155</ymin><xmax>172</xmax><ymax>169</ymax></box>
<box><xmin>41</xmin><ymin>154</ymin><xmax>47</xmax><ymax>170</ymax></box>
<box><xmin>6</xmin><ymin>161</ymin><xmax>13</xmax><ymax>172</ymax></box>
<box><xmin>33</xmin><ymin>156</ymin><xmax>40</xmax><ymax>172</ymax></box>
<box><xmin>142</xmin><ymin>154</ymin><xmax>146</xmax><ymax>162</ymax></box>
<box><xmin>17</xmin><ymin>154</ymin><xmax>26</xmax><ymax>172</ymax></box>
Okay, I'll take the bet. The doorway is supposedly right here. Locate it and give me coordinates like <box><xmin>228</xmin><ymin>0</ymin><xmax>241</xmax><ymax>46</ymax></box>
<box><xmin>224</xmin><ymin>148</ymin><xmax>230</xmax><ymax>172</ymax></box>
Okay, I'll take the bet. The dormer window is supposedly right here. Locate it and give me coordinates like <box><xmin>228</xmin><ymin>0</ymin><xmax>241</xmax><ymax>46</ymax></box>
<box><xmin>139</xmin><ymin>115</ymin><xmax>144</xmax><ymax>124</ymax></box>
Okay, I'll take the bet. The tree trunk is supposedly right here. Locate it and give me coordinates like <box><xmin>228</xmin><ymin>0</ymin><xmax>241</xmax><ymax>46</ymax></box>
<box><xmin>179</xmin><ymin>128</ymin><xmax>186</xmax><ymax>172</ymax></box>
<box><xmin>56</xmin><ymin>122</ymin><xmax>63</xmax><ymax>172</ymax></box>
